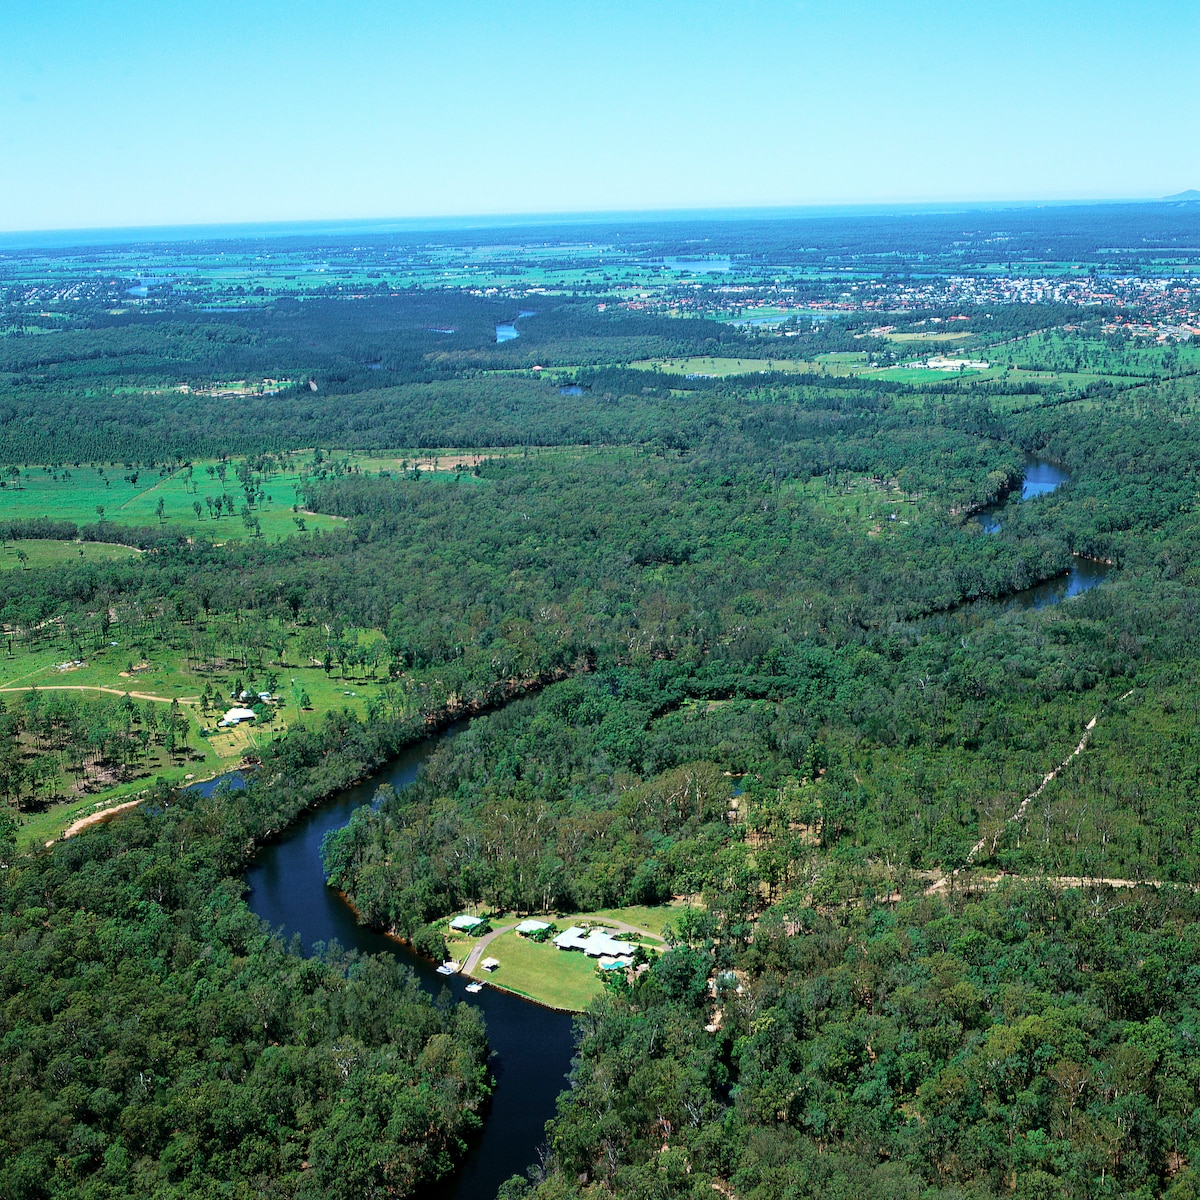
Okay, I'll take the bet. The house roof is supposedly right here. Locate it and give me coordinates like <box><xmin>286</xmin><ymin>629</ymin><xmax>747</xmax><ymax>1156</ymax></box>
<box><xmin>553</xmin><ymin>926</ymin><xmax>589</xmax><ymax>950</ymax></box>
<box><xmin>580</xmin><ymin>931</ymin><xmax>630</xmax><ymax>958</ymax></box>
<box><xmin>449</xmin><ymin>914</ymin><xmax>485</xmax><ymax>931</ymax></box>
<box><xmin>553</xmin><ymin>926</ymin><xmax>632</xmax><ymax>957</ymax></box>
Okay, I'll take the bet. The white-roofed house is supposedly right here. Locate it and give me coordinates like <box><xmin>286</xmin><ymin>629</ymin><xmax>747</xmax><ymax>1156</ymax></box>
<box><xmin>580</xmin><ymin>930</ymin><xmax>631</xmax><ymax>958</ymax></box>
<box><xmin>552</xmin><ymin>926</ymin><xmax>591</xmax><ymax>951</ymax></box>
<box><xmin>219</xmin><ymin>706</ymin><xmax>258</xmax><ymax>727</ymax></box>
<box><xmin>449</xmin><ymin>914</ymin><xmax>485</xmax><ymax>932</ymax></box>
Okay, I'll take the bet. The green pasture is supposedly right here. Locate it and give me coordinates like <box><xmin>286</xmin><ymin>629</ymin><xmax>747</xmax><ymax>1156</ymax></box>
<box><xmin>625</xmin><ymin>338</ymin><xmax>1199</xmax><ymax>395</ymax></box>
<box><xmin>981</xmin><ymin>330</ymin><xmax>1200</xmax><ymax>381</ymax></box>
<box><xmin>0</xmin><ymin>539</ymin><xmax>140</xmax><ymax>570</ymax></box>
<box><xmin>0</xmin><ymin>625</ymin><xmax>396</xmax><ymax>721</ymax></box>
<box><xmin>884</xmin><ymin>330</ymin><xmax>975</xmax><ymax>343</ymax></box>
<box><xmin>880</xmin><ymin>363</ymin><xmax>994</xmax><ymax>383</ymax></box>
<box><xmin>715</xmin><ymin>307</ymin><xmax>830</xmax><ymax>326</ymax></box>
<box><xmin>0</xmin><ymin>618</ymin><xmax>411</xmax><ymax>845</ymax></box>
<box><xmin>0</xmin><ymin>459</ymin><xmax>346</xmax><ymax>541</ymax></box>
<box><xmin>787</xmin><ymin>473</ymin><xmax>925</xmax><ymax>530</ymax></box>
<box><xmin>630</xmin><ymin>356</ymin><xmax>819</xmax><ymax>377</ymax></box>
<box><xmin>11</xmin><ymin>702</ymin><xmax>225</xmax><ymax>849</ymax></box>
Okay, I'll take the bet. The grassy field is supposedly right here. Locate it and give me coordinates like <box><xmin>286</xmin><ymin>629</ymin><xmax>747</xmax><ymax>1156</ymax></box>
<box><xmin>440</xmin><ymin>903</ymin><xmax>687</xmax><ymax>1009</ymax></box>
<box><xmin>0</xmin><ymin>539</ymin><xmax>140</xmax><ymax>570</ymax></box>
<box><xmin>467</xmin><ymin>930</ymin><xmax>604</xmax><ymax>1011</ymax></box>
<box><xmin>0</xmin><ymin>449</ymin><xmax>528</xmax><ymax>543</ymax></box>
<box><xmin>0</xmin><ymin>445</ymin><xmax>551</xmax><ymax>842</ymax></box>
<box><xmin>630</xmin><ymin>338</ymin><xmax>1200</xmax><ymax>394</ymax></box>
<box><xmin>0</xmin><ymin>459</ymin><xmax>346</xmax><ymax>542</ymax></box>
<box><xmin>884</xmin><ymin>330</ymin><xmax>975</xmax><ymax>343</ymax></box>
<box><xmin>0</xmin><ymin>619</ymin><xmax>408</xmax><ymax>845</ymax></box>
<box><xmin>557</xmin><ymin>902</ymin><xmax>688</xmax><ymax>942</ymax></box>
<box><xmin>0</xmin><ymin>634</ymin><xmax>397</xmax><ymax>723</ymax></box>
<box><xmin>13</xmin><ymin>715</ymin><xmax>225</xmax><ymax>850</ymax></box>
<box><xmin>630</xmin><ymin>356</ymin><xmax>819</xmax><ymax>376</ymax></box>
<box><xmin>629</xmin><ymin>352</ymin><xmax>989</xmax><ymax>381</ymax></box>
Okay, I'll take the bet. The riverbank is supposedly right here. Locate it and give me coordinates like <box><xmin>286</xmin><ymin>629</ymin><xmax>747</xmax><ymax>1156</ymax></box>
<box><xmin>241</xmin><ymin>724</ymin><xmax>578</xmax><ymax>1200</ymax></box>
<box><xmin>26</xmin><ymin>757</ymin><xmax>256</xmax><ymax>848</ymax></box>
<box><xmin>446</xmin><ymin>906</ymin><xmax>677</xmax><ymax>1011</ymax></box>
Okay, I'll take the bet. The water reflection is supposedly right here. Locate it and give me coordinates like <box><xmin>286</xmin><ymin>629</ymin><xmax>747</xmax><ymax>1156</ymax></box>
<box><xmin>974</xmin><ymin>455</ymin><xmax>1071</xmax><ymax>533</ymax></box>
<box><xmin>237</xmin><ymin>735</ymin><xmax>575</xmax><ymax>1200</ymax></box>
<box><xmin>987</xmin><ymin>556</ymin><xmax>1111</xmax><ymax>613</ymax></box>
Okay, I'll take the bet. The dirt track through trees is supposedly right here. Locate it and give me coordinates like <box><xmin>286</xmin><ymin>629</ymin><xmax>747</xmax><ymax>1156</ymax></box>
<box><xmin>924</xmin><ymin>688</ymin><xmax>1138</xmax><ymax>895</ymax></box>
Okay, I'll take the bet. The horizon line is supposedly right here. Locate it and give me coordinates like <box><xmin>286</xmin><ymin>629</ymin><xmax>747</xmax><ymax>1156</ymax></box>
<box><xmin>0</xmin><ymin>194</ymin><xmax>1190</xmax><ymax>253</ymax></box>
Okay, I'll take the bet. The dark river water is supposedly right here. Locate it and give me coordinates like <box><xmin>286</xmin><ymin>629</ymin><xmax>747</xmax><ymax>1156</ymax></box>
<box><xmin>224</xmin><ymin>734</ymin><xmax>575</xmax><ymax>1200</ymax></box>
<box><xmin>973</xmin><ymin>454</ymin><xmax>1071</xmax><ymax>533</ymax></box>
<box><xmin>968</xmin><ymin>455</ymin><xmax>1111</xmax><ymax>609</ymax></box>
<box><xmin>986</xmin><ymin>555</ymin><xmax>1111</xmax><ymax>613</ymax></box>
<box><xmin>208</xmin><ymin>454</ymin><xmax>1103</xmax><ymax>1195</ymax></box>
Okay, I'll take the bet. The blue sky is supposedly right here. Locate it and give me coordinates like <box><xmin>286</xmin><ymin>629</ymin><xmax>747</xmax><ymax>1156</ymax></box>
<box><xmin>1</xmin><ymin>0</ymin><xmax>1196</xmax><ymax>232</ymax></box>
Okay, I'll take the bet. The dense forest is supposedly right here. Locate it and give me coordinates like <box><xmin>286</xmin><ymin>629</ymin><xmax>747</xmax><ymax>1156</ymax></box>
<box><xmin>3</xmin><ymin>217</ymin><xmax>1200</xmax><ymax>1198</ymax></box>
<box><xmin>527</xmin><ymin>883</ymin><xmax>1200</xmax><ymax>1200</ymax></box>
<box><xmin>0</xmin><ymin>767</ymin><xmax>491</xmax><ymax>1199</ymax></box>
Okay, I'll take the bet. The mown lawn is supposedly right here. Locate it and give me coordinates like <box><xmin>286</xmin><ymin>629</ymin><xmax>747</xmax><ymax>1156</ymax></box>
<box><xmin>557</xmin><ymin>903</ymin><xmax>690</xmax><ymax>943</ymax></box>
<box><xmin>468</xmin><ymin>930</ymin><xmax>603</xmax><ymax>1011</ymax></box>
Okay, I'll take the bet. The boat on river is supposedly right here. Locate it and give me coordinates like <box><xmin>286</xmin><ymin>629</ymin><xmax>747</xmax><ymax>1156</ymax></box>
<box><xmin>436</xmin><ymin>960</ymin><xmax>460</xmax><ymax>976</ymax></box>
<box><xmin>465</xmin><ymin>981</ymin><xmax>484</xmax><ymax>994</ymax></box>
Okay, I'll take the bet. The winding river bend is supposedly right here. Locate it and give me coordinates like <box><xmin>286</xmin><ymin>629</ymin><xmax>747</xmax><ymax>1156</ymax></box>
<box><xmin>231</xmin><ymin>736</ymin><xmax>575</xmax><ymax>1200</ymax></box>
<box><xmin>970</xmin><ymin>455</ymin><xmax>1111</xmax><ymax>611</ymax></box>
<box><xmin>219</xmin><ymin>456</ymin><xmax>1104</xmax><ymax>1196</ymax></box>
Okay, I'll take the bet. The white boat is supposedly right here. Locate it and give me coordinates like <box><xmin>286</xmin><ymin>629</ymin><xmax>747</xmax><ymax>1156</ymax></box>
<box><xmin>436</xmin><ymin>961</ymin><xmax>460</xmax><ymax>976</ymax></box>
<box><xmin>464</xmin><ymin>981</ymin><xmax>484</xmax><ymax>994</ymax></box>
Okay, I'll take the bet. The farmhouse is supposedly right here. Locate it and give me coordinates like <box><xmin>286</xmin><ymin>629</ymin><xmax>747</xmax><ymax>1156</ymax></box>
<box><xmin>449</xmin><ymin>914</ymin><xmax>485</xmax><ymax>932</ymax></box>
<box><xmin>516</xmin><ymin>919</ymin><xmax>552</xmax><ymax>936</ymax></box>
<box><xmin>553</xmin><ymin>926</ymin><xmax>632</xmax><ymax>959</ymax></box>
<box><xmin>219</xmin><ymin>706</ymin><xmax>257</xmax><ymax>727</ymax></box>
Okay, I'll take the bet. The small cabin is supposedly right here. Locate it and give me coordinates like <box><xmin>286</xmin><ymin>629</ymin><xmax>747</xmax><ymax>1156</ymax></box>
<box><xmin>219</xmin><ymin>706</ymin><xmax>258</xmax><ymax>727</ymax></box>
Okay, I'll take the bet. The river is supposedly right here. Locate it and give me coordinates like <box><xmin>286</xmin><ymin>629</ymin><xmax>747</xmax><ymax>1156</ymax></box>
<box><xmin>968</xmin><ymin>454</ymin><xmax>1111</xmax><ymax>610</ymax></box>
<box><xmin>973</xmin><ymin>454</ymin><xmax>1071</xmax><ymax>533</ymax></box>
<box><xmin>231</xmin><ymin>736</ymin><xmax>576</xmax><ymax>1200</ymax></box>
<box><xmin>222</xmin><ymin>453</ymin><xmax>1096</xmax><ymax>1194</ymax></box>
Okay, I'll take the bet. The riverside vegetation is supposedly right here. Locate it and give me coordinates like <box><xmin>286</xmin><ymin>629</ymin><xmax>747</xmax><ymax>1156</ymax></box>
<box><xmin>4</xmin><ymin>210</ymin><xmax>1200</xmax><ymax>1198</ymax></box>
